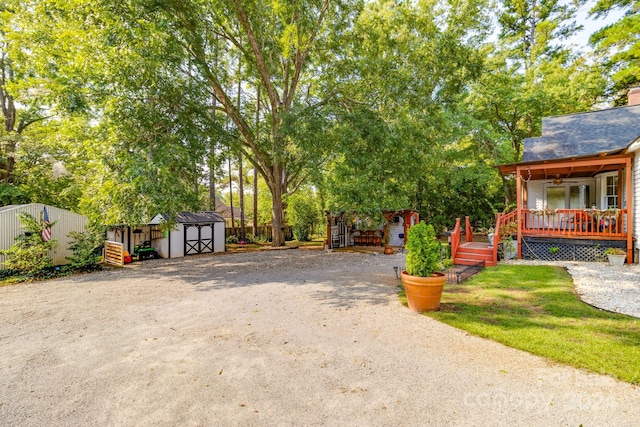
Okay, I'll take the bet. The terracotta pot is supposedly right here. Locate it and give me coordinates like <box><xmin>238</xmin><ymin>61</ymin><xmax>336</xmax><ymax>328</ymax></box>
<box><xmin>384</xmin><ymin>246</ymin><xmax>394</xmax><ymax>255</ymax></box>
<box><xmin>401</xmin><ymin>271</ymin><xmax>446</xmax><ymax>312</ymax></box>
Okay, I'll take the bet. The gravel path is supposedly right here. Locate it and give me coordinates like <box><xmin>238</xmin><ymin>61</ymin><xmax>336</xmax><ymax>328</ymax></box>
<box><xmin>2</xmin><ymin>249</ymin><xmax>640</xmax><ymax>426</ymax></box>
<box><xmin>504</xmin><ymin>260</ymin><xmax>640</xmax><ymax>318</ymax></box>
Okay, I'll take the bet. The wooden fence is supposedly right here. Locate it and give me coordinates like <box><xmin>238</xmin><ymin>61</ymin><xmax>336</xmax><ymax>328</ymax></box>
<box><xmin>104</xmin><ymin>241</ymin><xmax>124</xmax><ymax>266</ymax></box>
<box><xmin>226</xmin><ymin>225</ymin><xmax>293</xmax><ymax>241</ymax></box>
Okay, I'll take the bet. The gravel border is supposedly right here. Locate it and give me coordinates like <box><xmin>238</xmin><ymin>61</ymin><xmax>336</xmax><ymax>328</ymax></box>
<box><xmin>502</xmin><ymin>260</ymin><xmax>640</xmax><ymax>318</ymax></box>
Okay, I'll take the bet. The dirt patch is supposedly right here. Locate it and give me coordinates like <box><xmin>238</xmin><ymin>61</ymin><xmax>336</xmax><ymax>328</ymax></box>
<box><xmin>1</xmin><ymin>249</ymin><xmax>639</xmax><ymax>426</ymax></box>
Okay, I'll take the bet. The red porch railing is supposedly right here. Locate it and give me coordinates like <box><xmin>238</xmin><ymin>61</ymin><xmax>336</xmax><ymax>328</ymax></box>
<box><xmin>521</xmin><ymin>208</ymin><xmax>627</xmax><ymax>239</ymax></box>
<box><xmin>451</xmin><ymin>218</ymin><xmax>461</xmax><ymax>260</ymax></box>
<box><xmin>451</xmin><ymin>216</ymin><xmax>476</xmax><ymax>260</ymax></box>
<box><xmin>493</xmin><ymin>210</ymin><xmax>518</xmax><ymax>263</ymax></box>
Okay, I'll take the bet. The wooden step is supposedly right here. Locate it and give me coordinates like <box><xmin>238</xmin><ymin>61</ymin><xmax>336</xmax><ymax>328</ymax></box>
<box><xmin>454</xmin><ymin>242</ymin><xmax>496</xmax><ymax>267</ymax></box>
<box><xmin>454</xmin><ymin>257</ymin><xmax>496</xmax><ymax>267</ymax></box>
<box><xmin>457</xmin><ymin>242</ymin><xmax>493</xmax><ymax>254</ymax></box>
<box><xmin>455</xmin><ymin>250</ymin><xmax>494</xmax><ymax>260</ymax></box>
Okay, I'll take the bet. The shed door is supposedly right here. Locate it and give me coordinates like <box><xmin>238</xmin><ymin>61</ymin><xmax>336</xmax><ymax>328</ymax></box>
<box><xmin>389</xmin><ymin>216</ymin><xmax>405</xmax><ymax>247</ymax></box>
<box><xmin>184</xmin><ymin>223</ymin><xmax>215</xmax><ymax>255</ymax></box>
<box><xmin>331</xmin><ymin>217</ymin><xmax>347</xmax><ymax>248</ymax></box>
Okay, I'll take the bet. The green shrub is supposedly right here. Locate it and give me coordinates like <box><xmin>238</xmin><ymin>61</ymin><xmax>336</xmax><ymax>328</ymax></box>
<box><xmin>405</xmin><ymin>222</ymin><xmax>442</xmax><ymax>277</ymax></box>
<box><xmin>66</xmin><ymin>230</ymin><xmax>104</xmax><ymax>272</ymax></box>
<box><xmin>226</xmin><ymin>235</ymin><xmax>239</xmax><ymax>244</ymax></box>
<box><xmin>1</xmin><ymin>213</ymin><xmax>58</xmax><ymax>276</ymax></box>
<box><xmin>288</xmin><ymin>192</ymin><xmax>321</xmax><ymax>242</ymax></box>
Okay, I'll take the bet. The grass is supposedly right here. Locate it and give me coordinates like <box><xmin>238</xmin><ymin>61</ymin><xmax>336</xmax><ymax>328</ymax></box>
<box><xmin>402</xmin><ymin>265</ymin><xmax>640</xmax><ymax>385</ymax></box>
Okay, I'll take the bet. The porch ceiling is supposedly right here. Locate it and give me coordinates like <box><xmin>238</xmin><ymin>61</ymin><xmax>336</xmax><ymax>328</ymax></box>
<box><xmin>498</xmin><ymin>153</ymin><xmax>633</xmax><ymax>180</ymax></box>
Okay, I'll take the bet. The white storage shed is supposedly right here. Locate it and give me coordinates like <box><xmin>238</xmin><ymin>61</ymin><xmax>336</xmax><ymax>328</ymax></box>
<box><xmin>0</xmin><ymin>204</ymin><xmax>89</xmax><ymax>267</ymax></box>
<box><xmin>150</xmin><ymin>212</ymin><xmax>226</xmax><ymax>258</ymax></box>
<box><xmin>105</xmin><ymin>211</ymin><xmax>225</xmax><ymax>259</ymax></box>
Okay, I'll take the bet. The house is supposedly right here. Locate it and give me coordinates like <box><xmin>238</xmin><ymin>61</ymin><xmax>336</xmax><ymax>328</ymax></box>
<box><xmin>325</xmin><ymin>209</ymin><xmax>419</xmax><ymax>249</ymax></box>
<box><xmin>452</xmin><ymin>87</ymin><xmax>640</xmax><ymax>266</ymax></box>
<box><xmin>0</xmin><ymin>204</ymin><xmax>89</xmax><ymax>266</ymax></box>
<box><xmin>105</xmin><ymin>211</ymin><xmax>225</xmax><ymax>259</ymax></box>
<box><xmin>215</xmin><ymin>196</ymin><xmax>245</xmax><ymax>227</ymax></box>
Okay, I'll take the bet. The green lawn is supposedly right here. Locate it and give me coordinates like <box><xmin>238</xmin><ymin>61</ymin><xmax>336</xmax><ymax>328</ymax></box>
<box><xmin>405</xmin><ymin>265</ymin><xmax>640</xmax><ymax>385</ymax></box>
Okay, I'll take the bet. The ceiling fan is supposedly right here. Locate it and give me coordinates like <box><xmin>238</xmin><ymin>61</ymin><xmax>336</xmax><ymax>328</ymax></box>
<box><xmin>547</xmin><ymin>174</ymin><xmax>578</xmax><ymax>185</ymax></box>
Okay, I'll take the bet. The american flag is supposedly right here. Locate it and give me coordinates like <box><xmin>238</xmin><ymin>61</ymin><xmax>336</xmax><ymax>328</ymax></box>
<box><xmin>41</xmin><ymin>207</ymin><xmax>52</xmax><ymax>242</ymax></box>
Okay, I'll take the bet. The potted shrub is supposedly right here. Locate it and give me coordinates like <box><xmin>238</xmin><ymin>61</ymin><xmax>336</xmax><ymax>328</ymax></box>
<box><xmin>604</xmin><ymin>247</ymin><xmax>626</xmax><ymax>266</ymax></box>
<box><xmin>400</xmin><ymin>222</ymin><xmax>446</xmax><ymax>311</ymax></box>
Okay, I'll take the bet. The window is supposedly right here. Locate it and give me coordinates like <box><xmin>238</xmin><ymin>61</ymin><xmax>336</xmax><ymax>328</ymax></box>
<box><xmin>545</xmin><ymin>185</ymin><xmax>590</xmax><ymax>209</ymax></box>
<box><xmin>546</xmin><ymin>187</ymin><xmax>565</xmax><ymax>210</ymax></box>
<box><xmin>606</xmin><ymin>176</ymin><xmax>618</xmax><ymax>208</ymax></box>
<box><xmin>569</xmin><ymin>185</ymin><xmax>589</xmax><ymax>209</ymax></box>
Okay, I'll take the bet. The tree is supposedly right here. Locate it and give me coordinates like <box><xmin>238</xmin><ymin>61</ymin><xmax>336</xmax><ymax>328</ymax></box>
<box><xmin>288</xmin><ymin>188</ymin><xmax>322</xmax><ymax>241</ymax></box>
<box><xmin>124</xmin><ymin>0</ymin><xmax>359</xmax><ymax>246</ymax></box>
<box><xmin>0</xmin><ymin>2</ymin><xmax>62</xmax><ymax>197</ymax></box>
<box><xmin>467</xmin><ymin>0</ymin><xmax>606</xmax><ymax>203</ymax></box>
<box><xmin>589</xmin><ymin>0</ymin><xmax>640</xmax><ymax>98</ymax></box>
<box><xmin>320</xmin><ymin>0</ymin><xmax>489</xmax><ymax>220</ymax></box>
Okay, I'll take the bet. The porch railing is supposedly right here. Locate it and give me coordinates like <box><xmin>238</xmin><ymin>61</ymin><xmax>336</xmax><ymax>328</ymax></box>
<box><xmin>450</xmin><ymin>216</ymin><xmax>477</xmax><ymax>261</ymax></box>
<box><xmin>521</xmin><ymin>209</ymin><xmax>627</xmax><ymax>239</ymax></box>
<box><xmin>450</xmin><ymin>218</ymin><xmax>461</xmax><ymax>260</ymax></box>
<box><xmin>493</xmin><ymin>210</ymin><xmax>518</xmax><ymax>262</ymax></box>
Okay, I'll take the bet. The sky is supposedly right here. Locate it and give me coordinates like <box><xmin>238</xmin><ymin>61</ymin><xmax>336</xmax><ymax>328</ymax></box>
<box><xmin>568</xmin><ymin>1</ymin><xmax>626</xmax><ymax>51</ymax></box>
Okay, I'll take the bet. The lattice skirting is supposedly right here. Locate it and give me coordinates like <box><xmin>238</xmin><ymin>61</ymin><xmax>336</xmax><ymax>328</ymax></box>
<box><xmin>521</xmin><ymin>237</ymin><xmax>626</xmax><ymax>262</ymax></box>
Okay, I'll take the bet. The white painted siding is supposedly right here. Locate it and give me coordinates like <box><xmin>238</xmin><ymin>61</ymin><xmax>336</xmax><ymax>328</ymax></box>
<box><xmin>0</xmin><ymin>204</ymin><xmax>88</xmax><ymax>266</ymax></box>
<box><xmin>632</xmin><ymin>152</ymin><xmax>640</xmax><ymax>253</ymax></box>
<box><xmin>150</xmin><ymin>222</ymin><xmax>224</xmax><ymax>258</ymax></box>
<box><xmin>214</xmin><ymin>222</ymin><xmax>225</xmax><ymax>252</ymax></box>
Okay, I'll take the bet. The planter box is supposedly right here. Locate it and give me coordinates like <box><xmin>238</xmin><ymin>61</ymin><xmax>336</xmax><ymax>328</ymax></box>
<box><xmin>502</xmin><ymin>240</ymin><xmax>518</xmax><ymax>260</ymax></box>
<box><xmin>607</xmin><ymin>254</ymin><xmax>626</xmax><ymax>266</ymax></box>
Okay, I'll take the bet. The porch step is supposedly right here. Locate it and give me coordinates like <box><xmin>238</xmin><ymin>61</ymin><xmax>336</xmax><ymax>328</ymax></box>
<box><xmin>454</xmin><ymin>242</ymin><xmax>497</xmax><ymax>267</ymax></box>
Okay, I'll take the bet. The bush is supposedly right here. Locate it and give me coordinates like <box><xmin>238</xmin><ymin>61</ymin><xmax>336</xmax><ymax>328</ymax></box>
<box><xmin>66</xmin><ymin>230</ymin><xmax>104</xmax><ymax>272</ymax></box>
<box><xmin>288</xmin><ymin>192</ymin><xmax>321</xmax><ymax>242</ymax></box>
<box><xmin>405</xmin><ymin>222</ymin><xmax>443</xmax><ymax>277</ymax></box>
<box><xmin>226</xmin><ymin>235</ymin><xmax>239</xmax><ymax>244</ymax></box>
<box><xmin>1</xmin><ymin>213</ymin><xmax>58</xmax><ymax>276</ymax></box>
<box><xmin>1</xmin><ymin>234</ymin><xmax>58</xmax><ymax>276</ymax></box>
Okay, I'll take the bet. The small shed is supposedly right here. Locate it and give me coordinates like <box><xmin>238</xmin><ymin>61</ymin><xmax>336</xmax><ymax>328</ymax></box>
<box><xmin>0</xmin><ymin>204</ymin><xmax>89</xmax><ymax>266</ymax></box>
<box><xmin>150</xmin><ymin>212</ymin><xmax>225</xmax><ymax>258</ymax></box>
<box><xmin>106</xmin><ymin>211</ymin><xmax>226</xmax><ymax>259</ymax></box>
<box><xmin>325</xmin><ymin>209</ymin><xmax>419</xmax><ymax>249</ymax></box>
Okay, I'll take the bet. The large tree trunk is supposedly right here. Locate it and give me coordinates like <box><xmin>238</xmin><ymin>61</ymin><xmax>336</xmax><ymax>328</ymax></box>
<box><xmin>269</xmin><ymin>171</ymin><xmax>286</xmax><ymax>246</ymax></box>
<box><xmin>268</xmin><ymin>162</ymin><xmax>287</xmax><ymax>246</ymax></box>
<box><xmin>239</xmin><ymin>153</ymin><xmax>245</xmax><ymax>241</ymax></box>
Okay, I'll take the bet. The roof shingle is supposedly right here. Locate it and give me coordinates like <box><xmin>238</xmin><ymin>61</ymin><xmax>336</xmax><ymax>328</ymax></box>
<box><xmin>522</xmin><ymin>104</ymin><xmax>640</xmax><ymax>162</ymax></box>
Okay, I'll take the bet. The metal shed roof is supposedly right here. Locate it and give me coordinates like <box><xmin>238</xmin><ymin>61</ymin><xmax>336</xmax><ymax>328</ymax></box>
<box><xmin>155</xmin><ymin>211</ymin><xmax>225</xmax><ymax>224</ymax></box>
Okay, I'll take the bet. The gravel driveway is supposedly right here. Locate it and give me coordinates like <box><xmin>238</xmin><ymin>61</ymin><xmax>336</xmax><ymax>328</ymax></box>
<box><xmin>2</xmin><ymin>249</ymin><xmax>639</xmax><ymax>426</ymax></box>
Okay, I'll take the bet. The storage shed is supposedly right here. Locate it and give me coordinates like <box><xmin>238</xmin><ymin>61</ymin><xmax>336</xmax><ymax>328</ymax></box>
<box><xmin>105</xmin><ymin>211</ymin><xmax>225</xmax><ymax>259</ymax></box>
<box><xmin>0</xmin><ymin>204</ymin><xmax>89</xmax><ymax>266</ymax></box>
<box><xmin>151</xmin><ymin>211</ymin><xmax>225</xmax><ymax>258</ymax></box>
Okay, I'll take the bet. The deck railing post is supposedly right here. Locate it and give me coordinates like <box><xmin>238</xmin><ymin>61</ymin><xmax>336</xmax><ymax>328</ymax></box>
<box><xmin>451</xmin><ymin>218</ymin><xmax>461</xmax><ymax>259</ymax></box>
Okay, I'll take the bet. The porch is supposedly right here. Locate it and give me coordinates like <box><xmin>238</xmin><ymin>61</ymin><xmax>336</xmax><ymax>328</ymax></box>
<box><xmin>500</xmin><ymin>153</ymin><xmax>635</xmax><ymax>263</ymax></box>
<box><xmin>451</xmin><ymin>211</ymin><xmax>632</xmax><ymax>266</ymax></box>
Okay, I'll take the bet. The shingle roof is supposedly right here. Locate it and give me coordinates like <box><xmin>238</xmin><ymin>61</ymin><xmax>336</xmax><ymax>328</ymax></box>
<box><xmin>177</xmin><ymin>211</ymin><xmax>224</xmax><ymax>223</ymax></box>
<box><xmin>522</xmin><ymin>104</ymin><xmax>640</xmax><ymax>162</ymax></box>
<box><xmin>158</xmin><ymin>211</ymin><xmax>225</xmax><ymax>224</ymax></box>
